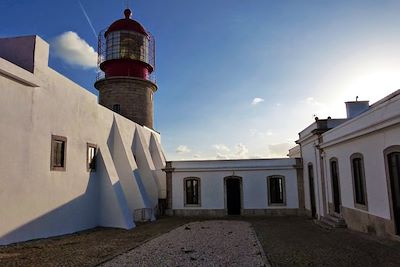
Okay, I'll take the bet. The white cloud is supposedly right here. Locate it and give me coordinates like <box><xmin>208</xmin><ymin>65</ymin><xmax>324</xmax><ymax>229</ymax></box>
<box><xmin>213</xmin><ymin>144</ymin><xmax>230</xmax><ymax>152</ymax></box>
<box><xmin>268</xmin><ymin>142</ymin><xmax>293</xmax><ymax>157</ymax></box>
<box><xmin>235</xmin><ymin>143</ymin><xmax>249</xmax><ymax>158</ymax></box>
<box><xmin>251</xmin><ymin>97</ymin><xmax>265</xmax><ymax>106</ymax></box>
<box><xmin>249</xmin><ymin>129</ymin><xmax>273</xmax><ymax>138</ymax></box>
<box><xmin>214</xmin><ymin>143</ymin><xmax>249</xmax><ymax>159</ymax></box>
<box><xmin>304</xmin><ymin>97</ymin><xmax>324</xmax><ymax>106</ymax></box>
<box><xmin>51</xmin><ymin>31</ymin><xmax>97</xmax><ymax>69</ymax></box>
<box><xmin>176</xmin><ymin>145</ymin><xmax>191</xmax><ymax>154</ymax></box>
<box><xmin>216</xmin><ymin>153</ymin><xmax>229</xmax><ymax>159</ymax></box>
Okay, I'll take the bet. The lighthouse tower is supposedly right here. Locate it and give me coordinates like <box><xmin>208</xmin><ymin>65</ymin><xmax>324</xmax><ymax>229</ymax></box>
<box><xmin>95</xmin><ymin>8</ymin><xmax>157</xmax><ymax>129</ymax></box>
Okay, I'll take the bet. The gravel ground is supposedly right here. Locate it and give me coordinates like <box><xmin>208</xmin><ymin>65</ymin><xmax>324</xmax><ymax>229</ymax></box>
<box><xmin>101</xmin><ymin>220</ymin><xmax>267</xmax><ymax>267</ymax></box>
<box><xmin>2</xmin><ymin>216</ymin><xmax>400</xmax><ymax>267</ymax></box>
<box><xmin>0</xmin><ymin>217</ymin><xmax>195</xmax><ymax>267</ymax></box>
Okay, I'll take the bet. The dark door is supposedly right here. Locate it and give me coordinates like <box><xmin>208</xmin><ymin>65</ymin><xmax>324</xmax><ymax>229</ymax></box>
<box><xmin>388</xmin><ymin>152</ymin><xmax>400</xmax><ymax>235</ymax></box>
<box><xmin>308</xmin><ymin>164</ymin><xmax>317</xmax><ymax>218</ymax></box>
<box><xmin>331</xmin><ymin>160</ymin><xmax>341</xmax><ymax>214</ymax></box>
<box><xmin>226</xmin><ymin>178</ymin><xmax>241</xmax><ymax>215</ymax></box>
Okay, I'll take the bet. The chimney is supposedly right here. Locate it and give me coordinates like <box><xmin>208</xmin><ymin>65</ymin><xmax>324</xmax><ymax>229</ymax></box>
<box><xmin>345</xmin><ymin>100</ymin><xmax>369</xmax><ymax>119</ymax></box>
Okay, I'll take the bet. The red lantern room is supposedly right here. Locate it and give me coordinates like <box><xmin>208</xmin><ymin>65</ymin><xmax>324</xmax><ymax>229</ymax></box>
<box><xmin>98</xmin><ymin>9</ymin><xmax>155</xmax><ymax>80</ymax></box>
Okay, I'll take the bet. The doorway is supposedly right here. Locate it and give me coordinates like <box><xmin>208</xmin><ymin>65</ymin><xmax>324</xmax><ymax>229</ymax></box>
<box><xmin>330</xmin><ymin>159</ymin><xmax>341</xmax><ymax>214</ymax></box>
<box><xmin>308</xmin><ymin>164</ymin><xmax>317</xmax><ymax>218</ymax></box>
<box><xmin>387</xmin><ymin>152</ymin><xmax>400</xmax><ymax>235</ymax></box>
<box><xmin>226</xmin><ymin>177</ymin><xmax>241</xmax><ymax>215</ymax></box>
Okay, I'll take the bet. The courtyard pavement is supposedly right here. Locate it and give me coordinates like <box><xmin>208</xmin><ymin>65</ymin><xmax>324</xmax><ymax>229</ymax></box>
<box><xmin>101</xmin><ymin>221</ymin><xmax>267</xmax><ymax>266</ymax></box>
<box><xmin>1</xmin><ymin>216</ymin><xmax>400</xmax><ymax>266</ymax></box>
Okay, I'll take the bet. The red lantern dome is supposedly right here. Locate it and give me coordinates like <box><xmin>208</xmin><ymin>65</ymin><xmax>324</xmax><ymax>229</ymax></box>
<box><xmin>98</xmin><ymin>9</ymin><xmax>155</xmax><ymax>80</ymax></box>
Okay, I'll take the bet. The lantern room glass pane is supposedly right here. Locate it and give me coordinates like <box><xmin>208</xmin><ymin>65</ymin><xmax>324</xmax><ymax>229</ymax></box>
<box><xmin>105</xmin><ymin>31</ymin><xmax>149</xmax><ymax>64</ymax></box>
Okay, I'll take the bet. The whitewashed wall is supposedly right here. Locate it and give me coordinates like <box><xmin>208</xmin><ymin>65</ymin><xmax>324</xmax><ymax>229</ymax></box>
<box><xmin>170</xmin><ymin>159</ymin><xmax>299</xmax><ymax>212</ymax></box>
<box><xmin>0</xmin><ymin>36</ymin><xmax>165</xmax><ymax>245</ymax></box>
<box><xmin>321</xmin><ymin>91</ymin><xmax>400</xmax><ymax>220</ymax></box>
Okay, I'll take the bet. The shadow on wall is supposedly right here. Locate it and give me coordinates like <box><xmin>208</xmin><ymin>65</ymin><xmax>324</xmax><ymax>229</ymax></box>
<box><xmin>0</xmin><ymin>150</ymin><xmax>131</xmax><ymax>245</ymax></box>
<box><xmin>0</xmin><ymin>172</ymin><xmax>99</xmax><ymax>245</ymax></box>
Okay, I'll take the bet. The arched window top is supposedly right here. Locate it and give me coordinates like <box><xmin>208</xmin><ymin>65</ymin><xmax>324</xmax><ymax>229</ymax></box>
<box><xmin>224</xmin><ymin>175</ymin><xmax>242</xmax><ymax>181</ymax></box>
<box><xmin>329</xmin><ymin>157</ymin><xmax>338</xmax><ymax>163</ymax></box>
<box><xmin>350</xmin><ymin>152</ymin><xmax>364</xmax><ymax>160</ymax></box>
<box><xmin>267</xmin><ymin>174</ymin><xmax>285</xmax><ymax>179</ymax></box>
<box><xmin>383</xmin><ymin>145</ymin><xmax>400</xmax><ymax>156</ymax></box>
<box><xmin>184</xmin><ymin>177</ymin><xmax>201</xmax><ymax>182</ymax></box>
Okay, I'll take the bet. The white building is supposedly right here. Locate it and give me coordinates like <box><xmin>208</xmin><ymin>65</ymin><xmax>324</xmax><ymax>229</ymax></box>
<box><xmin>296</xmin><ymin>91</ymin><xmax>400</xmax><ymax>237</ymax></box>
<box><xmin>164</xmin><ymin>159</ymin><xmax>303</xmax><ymax>216</ymax></box>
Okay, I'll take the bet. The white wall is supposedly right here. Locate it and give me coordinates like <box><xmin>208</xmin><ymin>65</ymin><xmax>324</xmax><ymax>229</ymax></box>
<box><xmin>171</xmin><ymin>159</ymin><xmax>299</xmax><ymax>211</ymax></box>
<box><xmin>0</xmin><ymin>36</ymin><xmax>165</xmax><ymax>245</ymax></box>
<box><xmin>321</xmin><ymin>91</ymin><xmax>400</xmax><ymax>220</ymax></box>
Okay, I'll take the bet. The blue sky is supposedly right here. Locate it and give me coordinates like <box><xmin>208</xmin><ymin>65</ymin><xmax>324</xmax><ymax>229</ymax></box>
<box><xmin>2</xmin><ymin>0</ymin><xmax>400</xmax><ymax>159</ymax></box>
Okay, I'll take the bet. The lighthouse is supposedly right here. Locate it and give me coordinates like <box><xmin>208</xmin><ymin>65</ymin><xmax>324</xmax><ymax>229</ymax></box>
<box><xmin>95</xmin><ymin>8</ymin><xmax>157</xmax><ymax>129</ymax></box>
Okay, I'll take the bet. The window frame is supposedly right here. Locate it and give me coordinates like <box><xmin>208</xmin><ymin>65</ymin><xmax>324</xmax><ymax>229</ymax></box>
<box><xmin>329</xmin><ymin>157</ymin><xmax>342</xmax><ymax>214</ymax></box>
<box><xmin>183</xmin><ymin>177</ymin><xmax>201</xmax><ymax>207</ymax></box>
<box><xmin>50</xmin><ymin>135</ymin><xmax>67</xmax><ymax>172</ymax></box>
<box><xmin>112</xmin><ymin>104</ymin><xmax>121</xmax><ymax>114</ymax></box>
<box><xmin>383</xmin><ymin>145</ymin><xmax>400</xmax><ymax>234</ymax></box>
<box><xmin>350</xmin><ymin>153</ymin><xmax>368</xmax><ymax>210</ymax></box>
<box><xmin>87</xmin><ymin>143</ymin><xmax>97</xmax><ymax>172</ymax></box>
<box><xmin>267</xmin><ymin>175</ymin><xmax>286</xmax><ymax>206</ymax></box>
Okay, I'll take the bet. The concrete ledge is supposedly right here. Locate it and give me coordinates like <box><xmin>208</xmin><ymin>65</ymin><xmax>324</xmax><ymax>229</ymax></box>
<box><xmin>0</xmin><ymin>57</ymin><xmax>40</xmax><ymax>87</ymax></box>
<box><xmin>342</xmin><ymin>206</ymin><xmax>394</xmax><ymax>237</ymax></box>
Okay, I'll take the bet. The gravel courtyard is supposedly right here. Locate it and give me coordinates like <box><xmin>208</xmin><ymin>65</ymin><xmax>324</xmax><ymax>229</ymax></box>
<box><xmin>101</xmin><ymin>221</ymin><xmax>267</xmax><ymax>267</ymax></box>
<box><xmin>2</xmin><ymin>216</ymin><xmax>400</xmax><ymax>266</ymax></box>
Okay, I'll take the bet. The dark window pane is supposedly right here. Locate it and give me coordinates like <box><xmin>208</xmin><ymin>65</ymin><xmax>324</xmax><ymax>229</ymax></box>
<box><xmin>186</xmin><ymin>179</ymin><xmax>199</xmax><ymax>205</ymax></box>
<box><xmin>113</xmin><ymin>104</ymin><xmax>121</xmax><ymax>114</ymax></box>
<box><xmin>87</xmin><ymin>146</ymin><xmax>96</xmax><ymax>171</ymax></box>
<box><xmin>269</xmin><ymin>177</ymin><xmax>284</xmax><ymax>204</ymax></box>
<box><xmin>54</xmin><ymin>140</ymin><xmax>65</xmax><ymax>167</ymax></box>
<box><xmin>353</xmin><ymin>158</ymin><xmax>365</xmax><ymax>205</ymax></box>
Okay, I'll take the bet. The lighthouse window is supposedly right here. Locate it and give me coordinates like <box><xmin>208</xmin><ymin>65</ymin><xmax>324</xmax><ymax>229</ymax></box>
<box><xmin>113</xmin><ymin>104</ymin><xmax>121</xmax><ymax>114</ymax></box>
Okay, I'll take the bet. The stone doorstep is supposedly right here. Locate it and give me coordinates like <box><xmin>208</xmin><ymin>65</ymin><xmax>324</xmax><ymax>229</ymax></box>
<box><xmin>320</xmin><ymin>215</ymin><xmax>347</xmax><ymax>228</ymax></box>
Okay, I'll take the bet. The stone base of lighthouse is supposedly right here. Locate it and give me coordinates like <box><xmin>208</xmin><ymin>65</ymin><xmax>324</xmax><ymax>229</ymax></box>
<box><xmin>95</xmin><ymin>77</ymin><xmax>157</xmax><ymax>129</ymax></box>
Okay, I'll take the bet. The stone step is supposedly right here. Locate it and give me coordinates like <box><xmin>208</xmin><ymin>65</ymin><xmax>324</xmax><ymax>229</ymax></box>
<box><xmin>320</xmin><ymin>215</ymin><xmax>347</xmax><ymax>228</ymax></box>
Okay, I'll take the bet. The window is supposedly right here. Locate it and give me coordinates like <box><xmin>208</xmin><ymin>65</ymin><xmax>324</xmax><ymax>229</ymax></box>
<box><xmin>51</xmin><ymin>135</ymin><xmax>67</xmax><ymax>171</ymax></box>
<box><xmin>113</xmin><ymin>104</ymin><xmax>121</xmax><ymax>114</ymax></box>
<box><xmin>330</xmin><ymin>158</ymin><xmax>341</xmax><ymax>214</ymax></box>
<box><xmin>267</xmin><ymin>176</ymin><xmax>286</xmax><ymax>205</ymax></box>
<box><xmin>351</xmin><ymin>153</ymin><xmax>368</xmax><ymax>209</ymax></box>
<box><xmin>87</xmin><ymin>143</ymin><xmax>97</xmax><ymax>172</ymax></box>
<box><xmin>184</xmin><ymin>178</ymin><xmax>200</xmax><ymax>206</ymax></box>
